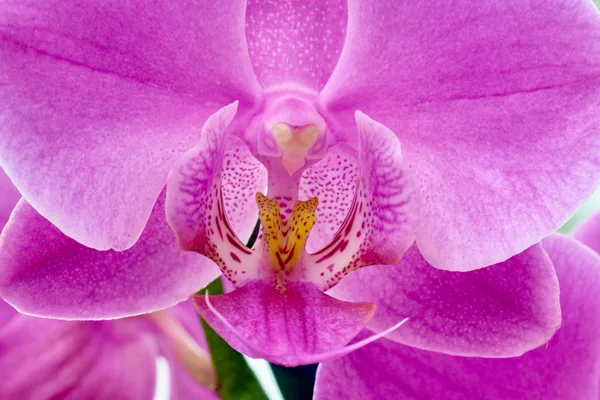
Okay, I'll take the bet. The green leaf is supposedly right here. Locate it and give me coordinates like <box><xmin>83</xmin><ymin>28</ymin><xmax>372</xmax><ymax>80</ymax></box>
<box><xmin>198</xmin><ymin>278</ymin><xmax>268</xmax><ymax>400</ymax></box>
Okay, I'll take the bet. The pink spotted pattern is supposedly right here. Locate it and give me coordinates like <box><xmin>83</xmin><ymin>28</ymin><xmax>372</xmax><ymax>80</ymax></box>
<box><xmin>300</xmin><ymin>144</ymin><xmax>358</xmax><ymax>252</ymax></box>
<box><xmin>166</xmin><ymin>103</ymin><xmax>264</xmax><ymax>287</ymax></box>
<box><xmin>221</xmin><ymin>139</ymin><xmax>268</xmax><ymax>243</ymax></box>
<box><xmin>302</xmin><ymin>112</ymin><xmax>417</xmax><ymax>290</ymax></box>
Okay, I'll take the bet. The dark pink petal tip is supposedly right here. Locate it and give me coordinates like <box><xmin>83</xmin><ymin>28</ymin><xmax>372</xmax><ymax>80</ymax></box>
<box><xmin>192</xmin><ymin>280</ymin><xmax>377</xmax><ymax>366</ymax></box>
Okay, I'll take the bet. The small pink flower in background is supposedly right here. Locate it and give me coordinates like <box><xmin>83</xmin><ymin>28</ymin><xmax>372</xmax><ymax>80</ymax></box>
<box><xmin>0</xmin><ymin>300</ymin><xmax>218</xmax><ymax>400</ymax></box>
<box><xmin>0</xmin><ymin>0</ymin><xmax>599</xmax><ymax>365</ymax></box>
<box><xmin>0</xmin><ymin>171</ymin><xmax>217</xmax><ymax>400</ymax></box>
<box><xmin>314</xmin><ymin>212</ymin><xmax>600</xmax><ymax>400</ymax></box>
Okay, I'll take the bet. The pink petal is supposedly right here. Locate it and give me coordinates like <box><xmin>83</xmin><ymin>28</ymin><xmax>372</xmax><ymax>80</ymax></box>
<box><xmin>0</xmin><ymin>193</ymin><xmax>220</xmax><ymax>319</ymax></box>
<box><xmin>166</xmin><ymin>103</ymin><xmax>267</xmax><ymax>286</ymax></box>
<box><xmin>168</xmin><ymin>355</ymin><xmax>220</xmax><ymax>400</ymax></box>
<box><xmin>169</xmin><ymin>301</ymin><xmax>210</xmax><ymax>351</ymax></box>
<box><xmin>0</xmin><ymin>299</ymin><xmax>16</xmax><ymax>327</ymax></box>
<box><xmin>154</xmin><ymin>302</ymin><xmax>219</xmax><ymax>399</ymax></box>
<box><xmin>167</xmin><ymin>302</ymin><xmax>219</xmax><ymax>400</ymax></box>
<box><xmin>0</xmin><ymin>315</ymin><xmax>158</xmax><ymax>399</ymax></box>
<box><xmin>328</xmin><ymin>243</ymin><xmax>561</xmax><ymax>357</ymax></box>
<box><xmin>573</xmin><ymin>210</ymin><xmax>600</xmax><ymax>255</ymax></box>
<box><xmin>192</xmin><ymin>280</ymin><xmax>375</xmax><ymax>366</ymax></box>
<box><xmin>0</xmin><ymin>0</ymin><xmax>261</xmax><ymax>250</ymax></box>
<box><xmin>0</xmin><ymin>168</ymin><xmax>19</xmax><ymax>230</ymax></box>
<box><xmin>245</xmin><ymin>0</ymin><xmax>347</xmax><ymax>91</ymax></box>
<box><xmin>301</xmin><ymin>111</ymin><xmax>419</xmax><ymax>290</ymax></box>
<box><xmin>322</xmin><ymin>0</ymin><xmax>600</xmax><ymax>271</ymax></box>
<box><xmin>315</xmin><ymin>234</ymin><xmax>600</xmax><ymax>400</ymax></box>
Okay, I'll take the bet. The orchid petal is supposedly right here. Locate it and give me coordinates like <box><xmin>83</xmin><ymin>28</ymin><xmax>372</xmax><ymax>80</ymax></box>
<box><xmin>0</xmin><ymin>0</ymin><xmax>261</xmax><ymax>250</ymax></box>
<box><xmin>166</xmin><ymin>103</ymin><xmax>267</xmax><ymax>286</ymax></box>
<box><xmin>315</xmin><ymin>234</ymin><xmax>600</xmax><ymax>400</ymax></box>
<box><xmin>0</xmin><ymin>193</ymin><xmax>220</xmax><ymax>319</ymax></box>
<box><xmin>169</xmin><ymin>301</ymin><xmax>210</xmax><ymax>351</ymax></box>
<box><xmin>202</xmin><ymin>292</ymin><xmax>408</xmax><ymax>366</ymax></box>
<box><xmin>148</xmin><ymin>310</ymin><xmax>216</xmax><ymax>392</ymax></box>
<box><xmin>155</xmin><ymin>302</ymin><xmax>219</xmax><ymax>400</ymax></box>
<box><xmin>322</xmin><ymin>0</ymin><xmax>600</xmax><ymax>271</ymax></box>
<box><xmin>573</xmin><ymin>210</ymin><xmax>600</xmax><ymax>255</ymax></box>
<box><xmin>192</xmin><ymin>280</ymin><xmax>375</xmax><ymax>366</ymax></box>
<box><xmin>0</xmin><ymin>315</ymin><xmax>158</xmax><ymax>399</ymax></box>
<box><xmin>0</xmin><ymin>300</ymin><xmax>16</xmax><ymax>328</ymax></box>
<box><xmin>302</xmin><ymin>111</ymin><xmax>418</xmax><ymax>290</ymax></box>
<box><xmin>246</xmin><ymin>0</ymin><xmax>347</xmax><ymax>91</ymax></box>
<box><xmin>168</xmin><ymin>354</ymin><xmax>220</xmax><ymax>400</ymax></box>
<box><xmin>328</xmin><ymin>243</ymin><xmax>561</xmax><ymax>357</ymax></box>
<box><xmin>0</xmin><ymin>169</ymin><xmax>19</xmax><ymax>230</ymax></box>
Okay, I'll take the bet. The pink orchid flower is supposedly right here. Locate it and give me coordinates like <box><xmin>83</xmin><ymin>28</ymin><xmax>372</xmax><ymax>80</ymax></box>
<box><xmin>315</xmin><ymin>212</ymin><xmax>600</xmax><ymax>400</ymax></box>
<box><xmin>1</xmin><ymin>1</ymin><xmax>599</xmax><ymax>365</ymax></box>
<box><xmin>0</xmin><ymin>172</ymin><xmax>217</xmax><ymax>400</ymax></box>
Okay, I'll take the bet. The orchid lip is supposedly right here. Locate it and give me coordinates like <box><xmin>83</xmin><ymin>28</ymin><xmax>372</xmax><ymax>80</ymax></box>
<box><xmin>202</xmin><ymin>289</ymin><xmax>410</xmax><ymax>366</ymax></box>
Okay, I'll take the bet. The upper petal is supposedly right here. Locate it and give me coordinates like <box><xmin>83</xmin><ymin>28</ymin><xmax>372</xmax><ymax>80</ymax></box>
<box><xmin>0</xmin><ymin>193</ymin><xmax>220</xmax><ymax>319</ymax></box>
<box><xmin>0</xmin><ymin>314</ymin><xmax>158</xmax><ymax>399</ymax></box>
<box><xmin>315</xmin><ymin>234</ymin><xmax>600</xmax><ymax>400</ymax></box>
<box><xmin>246</xmin><ymin>0</ymin><xmax>347</xmax><ymax>91</ymax></box>
<box><xmin>322</xmin><ymin>0</ymin><xmax>600</xmax><ymax>271</ymax></box>
<box><xmin>192</xmin><ymin>280</ymin><xmax>375</xmax><ymax>366</ymax></box>
<box><xmin>0</xmin><ymin>0</ymin><xmax>261</xmax><ymax>250</ymax></box>
<box><xmin>328</xmin><ymin>243</ymin><xmax>561</xmax><ymax>357</ymax></box>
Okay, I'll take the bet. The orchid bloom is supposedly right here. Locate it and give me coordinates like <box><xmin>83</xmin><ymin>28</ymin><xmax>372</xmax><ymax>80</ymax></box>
<box><xmin>315</xmin><ymin>212</ymin><xmax>600</xmax><ymax>400</ymax></box>
<box><xmin>0</xmin><ymin>171</ymin><xmax>217</xmax><ymax>400</ymax></box>
<box><xmin>1</xmin><ymin>1</ymin><xmax>600</xmax><ymax>366</ymax></box>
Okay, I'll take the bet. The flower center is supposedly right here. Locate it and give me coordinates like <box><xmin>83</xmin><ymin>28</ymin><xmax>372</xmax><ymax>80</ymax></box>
<box><xmin>271</xmin><ymin>123</ymin><xmax>320</xmax><ymax>174</ymax></box>
<box><xmin>256</xmin><ymin>192</ymin><xmax>318</xmax><ymax>274</ymax></box>
<box><xmin>256</xmin><ymin>95</ymin><xmax>328</xmax><ymax>177</ymax></box>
